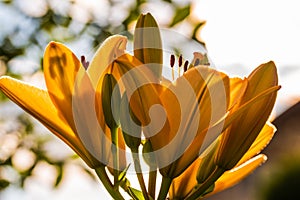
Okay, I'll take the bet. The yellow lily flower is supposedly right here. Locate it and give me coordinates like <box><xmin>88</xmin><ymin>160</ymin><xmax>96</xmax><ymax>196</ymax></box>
<box><xmin>0</xmin><ymin>35</ymin><xmax>130</xmax><ymax>169</ymax></box>
<box><xmin>168</xmin><ymin>61</ymin><xmax>279</xmax><ymax>199</ymax></box>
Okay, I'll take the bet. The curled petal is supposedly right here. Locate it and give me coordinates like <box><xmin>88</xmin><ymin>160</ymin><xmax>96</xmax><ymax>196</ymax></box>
<box><xmin>88</xmin><ymin>35</ymin><xmax>127</xmax><ymax>88</ymax></box>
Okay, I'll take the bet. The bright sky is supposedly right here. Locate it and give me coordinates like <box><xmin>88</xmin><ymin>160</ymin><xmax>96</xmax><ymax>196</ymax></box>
<box><xmin>194</xmin><ymin>0</ymin><xmax>300</xmax><ymax>113</ymax></box>
<box><xmin>2</xmin><ymin>0</ymin><xmax>300</xmax><ymax>199</ymax></box>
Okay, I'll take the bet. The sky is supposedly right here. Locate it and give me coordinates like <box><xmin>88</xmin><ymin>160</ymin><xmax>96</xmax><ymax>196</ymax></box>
<box><xmin>1</xmin><ymin>0</ymin><xmax>300</xmax><ymax>199</ymax></box>
<box><xmin>194</xmin><ymin>0</ymin><xmax>300</xmax><ymax>114</ymax></box>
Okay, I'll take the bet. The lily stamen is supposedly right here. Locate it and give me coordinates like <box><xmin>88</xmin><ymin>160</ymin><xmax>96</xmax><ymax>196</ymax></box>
<box><xmin>178</xmin><ymin>55</ymin><xmax>181</xmax><ymax>77</ymax></box>
<box><xmin>184</xmin><ymin>60</ymin><xmax>189</xmax><ymax>72</ymax></box>
<box><xmin>170</xmin><ymin>54</ymin><xmax>175</xmax><ymax>80</ymax></box>
<box><xmin>178</xmin><ymin>54</ymin><xmax>183</xmax><ymax>67</ymax></box>
<box><xmin>81</xmin><ymin>55</ymin><xmax>90</xmax><ymax>69</ymax></box>
<box><xmin>194</xmin><ymin>58</ymin><xmax>200</xmax><ymax>66</ymax></box>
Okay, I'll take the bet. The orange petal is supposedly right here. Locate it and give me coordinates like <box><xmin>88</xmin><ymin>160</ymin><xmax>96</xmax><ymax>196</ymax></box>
<box><xmin>216</xmin><ymin>61</ymin><xmax>279</xmax><ymax>169</ymax></box>
<box><xmin>43</xmin><ymin>42</ymin><xmax>83</xmax><ymax>130</ymax></box>
<box><xmin>170</xmin><ymin>157</ymin><xmax>201</xmax><ymax>199</ymax></box>
<box><xmin>88</xmin><ymin>35</ymin><xmax>127</xmax><ymax>88</ymax></box>
<box><xmin>237</xmin><ymin>123</ymin><xmax>276</xmax><ymax>165</ymax></box>
<box><xmin>228</xmin><ymin>77</ymin><xmax>247</xmax><ymax>109</ymax></box>
<box><xmin>208</xmin><ymin>154</ymin><xmax>267</xmax><ymax>196</ymax></box>
<box><xmin>0</xmin><ymin>76</ymin><xmax>96</xmax><ymax>167</ymax></box>
<box><xmin>157</xmin><ymin>66</ymin><xmax>229</xmax><ymax>178</ymax></box>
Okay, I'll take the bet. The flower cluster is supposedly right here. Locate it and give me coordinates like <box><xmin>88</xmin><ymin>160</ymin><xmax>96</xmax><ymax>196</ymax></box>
<box><xmin>0</xmin><ymin>13</ymin><xmax>279</xmax><ymax>200</ymax></box>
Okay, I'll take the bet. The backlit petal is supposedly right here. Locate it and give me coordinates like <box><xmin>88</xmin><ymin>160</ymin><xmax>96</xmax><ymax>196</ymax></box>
<box><xmin>237</xmin><ymin>123</ymin><xmax>275</xmax><ymax>165</ymax></box>
<box><xmin>0</xmin><ymin>76</ymin><xmax>96</xmax><ymax>167</ymax></box>
<box><xmin>228</xmin><ymin>77</ymin><xmax>247</xmax><ymax>109</ymax></box>
<box><xmin>88</xmin><ymin>35</ymin><xmax>127</xmax><ymax>88</ymax></box>
<box><xmin>43</xmin><ymin>42</ymin><xmax>83</xmax><ymax>130</ymax></box>
<box><xmin>170</xmin><ymin>157</ymin><xmax>201</xmax><ymax>199</ymax></box>
<box><xmin>216</xmin><ymin>61</ymin><xmax>279</xmax><ymax>169</ymax></box>
<box><xmin>208</xmin><ymin>154</ymin><xmax>267</xmax><ymax>196</ymax></box>
<box><xmin>156</xmin><ymin>66</ymin><xmax>229</xmax><ymax>177</ymax></box>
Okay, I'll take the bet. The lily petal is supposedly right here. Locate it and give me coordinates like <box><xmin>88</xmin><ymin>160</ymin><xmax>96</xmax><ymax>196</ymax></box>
<box><xmin>237</xmin><ymin>122</ymin><xmax>276</xmax><ymax>165</ymax></box>
<box><xmin>155</xmin><ymin>66</ymin><xmax>229</xmax><ymax>178</ymax></box>
<box><xmin>88</xmin><ymin>35</ymin><xmax>127</xmax><ymax>88</ymax></box>
<box><xmin>72</xmin><ymin>68</ymin><xmax>110</xmax><ymax>165</ymax></box>
<box><xmin>43</xmin><ymin>42</ymin><xmax>83</xmax><ymax>130</ymax></box>
<box><xmin>228</xmin><ymin>77</ymin><xmax>247</xmax><ymax>109</ymax></box>
<box><xmin>0</xmin><ymin>76</ymin><xmax>96</xmax><ymax>167</ymax></box>
<box><xmin>170</xmin><ymin>156</ymin><xmax>201</xmax><ymax>199</ymax></box>
<box><xmin>216</xmin><ymin>61</ymin><xmax>279</xmax><ymax>170</ymax></box>
<box><xmin>208</xmin><ymin>154</ymin><xmax>267</xmax><ymax>196</ymax></box>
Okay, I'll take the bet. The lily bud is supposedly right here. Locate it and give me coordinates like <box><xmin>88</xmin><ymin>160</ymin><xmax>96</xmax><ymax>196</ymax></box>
<box><xmin>196</xmin><ymin>139</ymin><xmax>220</xmax><ymax>183</ymax></box>
<box><xmin>142</xmin><ymin>139</ymin><xmax>156</xmax><ymax>168</ymax></box>
<box><xmin>134</xmin><ymin>13</ymin><xmax>163</xmax><ymax>80</ymax></box>
<box><xmin>101</xmin><ymin>73</ymin><xmax>121</xmax><ymax>130</ymax></box>
<box><xmin>120</xmin><ymin>92</ymin><xmax>141</xmax><ymax>150</ymax></box>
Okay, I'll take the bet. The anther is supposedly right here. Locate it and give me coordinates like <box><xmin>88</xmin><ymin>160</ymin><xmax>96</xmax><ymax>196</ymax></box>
<box><xmin>81</xmin><ymin>56</ymin><xmax>89</xmax><ymax>69</ymax></box>
<box><xmin>194</xmin><ymin>58</ymin><xmax>200</xmax><ymax>66</ymax></box>
<box><xmin>184</xmin><ymin>60</ymin><xmax>189</xmax><ymax>72</ymax></box>
<box><xmin>170</xmin><ymin>54</ymin><xmax>175</xmax><ymax>68</ymax></box>
<box><xmin>178</xmin><ymin>54</ymin><xmax>183</xmax><ymax>67</ymax></box>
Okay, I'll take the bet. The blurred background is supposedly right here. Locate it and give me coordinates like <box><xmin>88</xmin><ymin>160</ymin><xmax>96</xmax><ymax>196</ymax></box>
<box><xmin>0</xmin><ymin>0</ymin><xmax>299</xmax><ymax>199</ymax></box>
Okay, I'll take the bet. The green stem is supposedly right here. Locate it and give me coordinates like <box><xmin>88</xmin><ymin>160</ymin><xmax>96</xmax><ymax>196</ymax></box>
<box><xmin>157</xmin><ymin>177</ymin><xmax>172</xmax><ymax>200</ymax></box>
<box><xmin>95</xmin><ymin>166</ymin><xmax>124</xmax><ymax>200</ymax></box>
<box><xmin>185</xmin><ymin>167</ymin><xmax>225</xmax><ymax>200</ymax></box>
<box><xmin>132</xmin><ymin>148</ymin><xmax>149</xmax><ymax>200</ymax></box>
<box><xmin>148</xmin><ymin>168</ymin><xmax>157</xmax><ymax>199</ymax></box>
<box><xmin>111</xmin><ymin>127</ymin><xmax>119</xmax><ymax>187</ymax></box>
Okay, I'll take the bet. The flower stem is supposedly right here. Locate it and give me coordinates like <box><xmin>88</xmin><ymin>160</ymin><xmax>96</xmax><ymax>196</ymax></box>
<box><xmin>157</xmin><ymin>177</ymin><xmax>172</xmax><ymax>200</ymax></box>
<box><xmin>111</xmin><ymin>127</ymin><xmax>119</xmax><ymax>187</ymax></box>
<box><xmin>185</xmin><ymin>167</ymin><xmax>225</xmax><ymax>200</ymax></box>
<box><xmin>148</xmin><ymin>168</ymin><xmax>157</xmax><ymax>199</ymax></box>
<box><xmin>95</xmin><ymin>166</ymin><xmax>124</xmax><ymax>200</ymax></box>
<box><xmin>132</xmin><ymin>148</ymin><xmax>149</xmax><ymax>200</ymax></box>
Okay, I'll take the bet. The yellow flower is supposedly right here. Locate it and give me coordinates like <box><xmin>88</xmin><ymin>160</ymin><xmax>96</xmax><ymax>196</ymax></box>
<box><xmin>0</xmin><ymin>35</ymin><xmax>130</xmax><ymax>169</ymax></box>
<box><xmin>168</xmin><ymin>62</ymin><xmax>279</xmax><ymax>199</ymax></box>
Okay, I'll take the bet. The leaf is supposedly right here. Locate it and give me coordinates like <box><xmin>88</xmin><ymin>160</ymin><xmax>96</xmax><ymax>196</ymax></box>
<box><xmin>170</xmin><ymin>5</ymin><xmax>191</xmax><ymax>27</ymax></box>
<box><xmin>128</xmin><ymin>187</ymin><xmax>145</xmax><ymax>200</ymax></box>
<box><xmin>118</xmin><ymin>164</ymin><xmax>131</xmax><ymax>182</ymax></box>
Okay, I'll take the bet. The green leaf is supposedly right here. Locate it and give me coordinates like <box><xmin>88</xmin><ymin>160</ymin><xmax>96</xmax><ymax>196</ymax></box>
<box><xmin>118</xmin><ymin>164</ymin><xmax>130</xmax><ymax>182</ymax></box>
<box><xmin>170</xmin><ymin>5</ymin><xmax>191</xmax><ymax>27</ymax></box>
<box><xmin>128</xmin><ymin>187</ymin><xmax>144</xmax><ymax>200</ymax></box>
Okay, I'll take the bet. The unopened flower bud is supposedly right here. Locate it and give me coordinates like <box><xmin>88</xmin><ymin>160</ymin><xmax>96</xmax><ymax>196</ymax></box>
<box><xmin>101</xmin><ymin>73</ymin><xmax>121</xmax><ymax>129</ymax></box>
<box><xmin>120</xmin><ymin>93</ymin><xmax>141</xmax><ymax>150</ymax></box>
<box><xmin>134</xmin><ymin>13</ymin><xmax>163</xmax><ymax>80</ymax></box>
<box><xmin>196</xmin><ymin>139</ymin><xmax>220</xmax><ymax>183</ymax></box>
<box><xmin>142</xmin><ymin>139</ymin><xmax>156</xmax><ymax>168</ymax></box>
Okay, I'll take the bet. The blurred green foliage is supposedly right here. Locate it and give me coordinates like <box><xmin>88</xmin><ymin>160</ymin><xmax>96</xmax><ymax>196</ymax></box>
<box><xmin>258</xmin><ymin>154</ymin><xmax>300</xmax><ymax>200</ymax></box>
<box><xmin>0</xmin><ymin>0</ymin><xmax>205</xmax><ymax>194</ymax></box>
